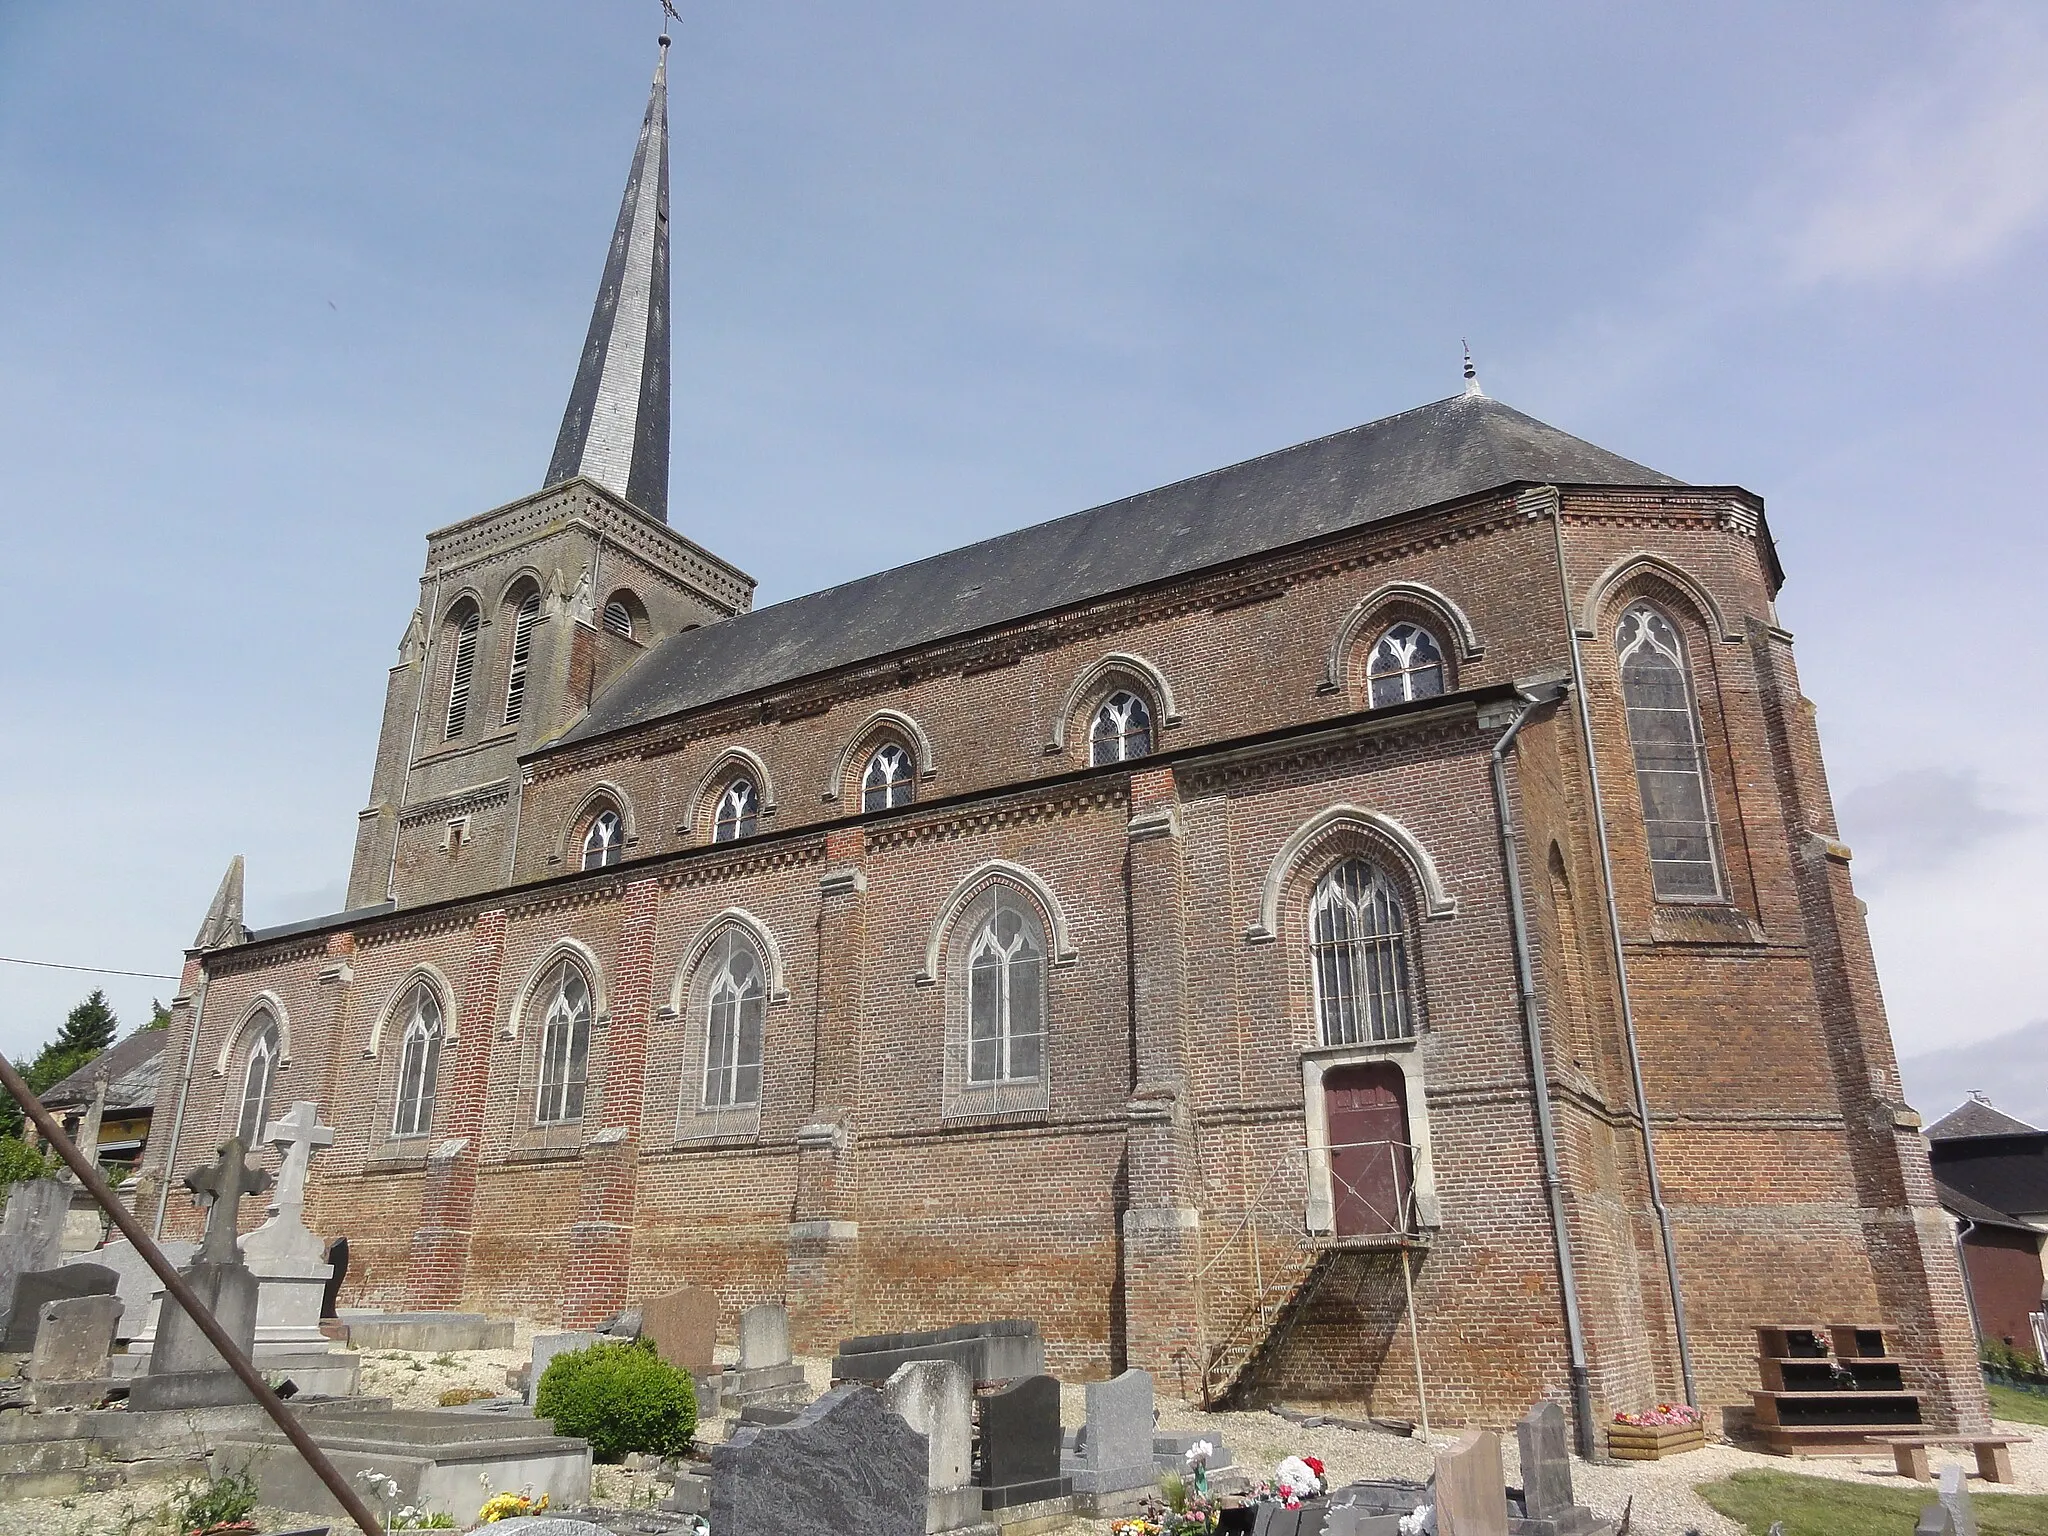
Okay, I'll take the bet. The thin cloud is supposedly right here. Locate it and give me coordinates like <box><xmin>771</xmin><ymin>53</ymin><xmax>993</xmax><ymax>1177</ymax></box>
<box><xmin>1838</xmin><ymin>766</ymin><xmax>2025</xmax><ymax>880</ymax></box>
<box><xmin>1780</xmin><ymin>6</ymin><xmax>2048</xmax><ymax>285</ymax></box>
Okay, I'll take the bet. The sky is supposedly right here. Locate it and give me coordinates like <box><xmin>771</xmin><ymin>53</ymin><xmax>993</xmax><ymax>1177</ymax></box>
<box><xmin>1</xmin><ymin>3</ymin><xmax>2043</xmax><ymax>1096</ymax></box>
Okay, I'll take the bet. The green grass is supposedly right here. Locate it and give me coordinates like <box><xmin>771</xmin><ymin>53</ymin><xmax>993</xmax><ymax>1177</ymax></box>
<box><xmin>1991</xmin><ymin>1383</ymin><xmax>2048</xmax><ymax>1427</ymax></box>
<box><xmin>1697</xmin><ymin>1469</ymin><xmax>2048</xmax><ymax>1535</ymax></box>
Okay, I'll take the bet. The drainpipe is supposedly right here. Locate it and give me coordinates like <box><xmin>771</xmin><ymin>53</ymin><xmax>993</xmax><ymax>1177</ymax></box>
<box><xmin>152</xmin><ymin>966</ymin><xmax>208</xmax><ymax>1239</ymax></box>
<box><xmin>1954</xmin><ymin>1216</ymin><xmax>1983</xmax><ymax>1344</ymax></box>
<box><xmin>1489</xmin><ymin>680</ymin><xmax>1598</xmax><ymax>1457</ymax></box>
<box><xmin>1543</xmin><ymin>484</ymin><xmax>1700</xmax><ymax>1407</ymax></box>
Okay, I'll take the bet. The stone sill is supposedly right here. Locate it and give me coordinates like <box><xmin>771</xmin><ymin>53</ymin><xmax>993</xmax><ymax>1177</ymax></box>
<box><xmin>498</xmin><ymin>1145</ymin><xmax>584</xmax><ymax>1167</ymax></box>
<box><xmin>361</xmin><ymin>1149</ymin><xmax>430</xmax><ymax>1174</ymax></box>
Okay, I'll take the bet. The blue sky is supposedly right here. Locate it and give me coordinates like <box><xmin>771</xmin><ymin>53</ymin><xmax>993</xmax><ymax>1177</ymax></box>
<box><xmin>1</xmin><ymin>3</ymin><xmax>2043</xmax><ymax>1088</ymax></box>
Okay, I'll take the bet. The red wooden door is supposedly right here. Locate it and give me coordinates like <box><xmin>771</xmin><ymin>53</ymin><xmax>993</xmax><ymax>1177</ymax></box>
<box><xmin>1325</xmin><ymin>1063</ymin><xmax>1412</xmax><ymax>1236</ymax></box>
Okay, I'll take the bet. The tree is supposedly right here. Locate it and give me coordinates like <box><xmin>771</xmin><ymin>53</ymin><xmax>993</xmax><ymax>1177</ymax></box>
<box><xmin>143</xmin><ymin>999</ymin><xmax>172</xmax><ymax>1031</ymax></box>
<box><xmin>0</xmin><ymin>990</ymin><xmax>121</xmax><ymax>1139</ymax></box>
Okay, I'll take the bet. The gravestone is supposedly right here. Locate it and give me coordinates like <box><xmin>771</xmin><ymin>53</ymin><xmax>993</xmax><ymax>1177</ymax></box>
<box><xmin>27</xmin><ymin>1293</ymin><xmax>121</xmax><ymax>1381</ymax></box>
<box><xmin>129</xmin><ymin>1137</ymin><xmax>270</xmax><ymax>1411</ymax></box>
<box><xmin>528</xmin><ymin>1331</ymin><xmax>598</xmax><ymax>1406</ymax></box>
<box><xmin>738</xmin><ymin>1301</ymin><xmax>790</xmax><ymax>1369</ymax></box>
<box><xmin>1434</xmin><ymin>1428</ymin><xmax>1509</xmax><ymax>1536</ymax></box>
<box><xmin>882</xmin><ymin>1358</ymin><xmax>980</xmax><ymax>1533</ymax></box>
<box><xmin>0</xmin><ymin>1177</ymin><xmax>70</xmax><ymax>1329</ymax></box>
<box><xmin>642</xmin><ymin>1286</ymin><xmax>718</xmax><ymax>1374</ymax></box>
<box><xmin>711</xmin><ymin>1383</ymin><xmax>927</xmax><ymax>1536</ymax></box>
<box><xmin>978</xmin><ymin>1374</ymin><xmax>1071</xmax><ymax>1510</ymax></box>
<box><xmin>1918</xmin><ymin>1505</ymin><xmax>1959</xmax><ymax>1536</ymax></box>
<box><xmin>1066</xmin><ymin>1368</ymin><xmax>1156</xmax><ymax>1501</ymax></box>
<box><xmin>1513</xmin><ymin>1401</ymin><xmax>1608</xmax><ymax>1535</ymax></box>
<box><xmin>1251</xmin><ymin>1505</ymin><xmax>1329</xmax><ymax>1536</ymax></box>
<box><xmin>0</xmin><ymin>1262</ymin><xmax>117</xmax><ymax>1352</ymax></box>
<box><xmin>93</xmin><ymin>1237</ymin><xmax>197</xmax><ymax>1341</ymax></box>
<box><xmin>724</xmin><ymin>1300</ymin><xmax>806</xmax><ymax>1409</ymax></box>
<box><xmin>833</xmin><ymin>1319</ymin><xmax>1044</xmax><ymax>1386</ymax></box>
<box><xmin>1937</xmin><ymin>1464</ymin><xmax>1978</xmax><ymax>1536</ymax></box>
<box><xmin>241</xmin><ymin>1102</ymin><xmax>338</xmax><ymax>1350</ymax></box>
<box><xmin>59</xmin><ymin>1076</ymin><xmax>111</xmax><ymax>1254</ymax></box>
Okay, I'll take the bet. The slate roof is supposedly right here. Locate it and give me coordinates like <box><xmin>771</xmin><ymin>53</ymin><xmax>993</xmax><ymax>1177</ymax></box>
<box><xmin>1927</xmin><ymin>1099</ymin><xmax>2043</xmax><ymax>1141</ymax></box>
<box><xmin>39</xmin><ymin>1029</ymin><xmax>168</xmax><ymax>1114</ymax></box>
<box><xmin>561</xmin><ymin>392</ymin><xmax>1684</xmax><ymax>747</ymax></box>
<box><xmin>1935</xmin><ymin>1179</ymin><xmax>2042</xmax><ymax>1233</ymax></box>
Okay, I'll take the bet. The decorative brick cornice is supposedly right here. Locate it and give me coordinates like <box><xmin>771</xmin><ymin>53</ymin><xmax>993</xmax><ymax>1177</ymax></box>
<box><xmin>866</xmin><ymin>780</ymin><xmax>1125</xmax><ymax>852</ymax></box>
<box><xmin>397</xmin><ymin>778</ymin><xmax>512</xmax><ymax>829</ymax></box>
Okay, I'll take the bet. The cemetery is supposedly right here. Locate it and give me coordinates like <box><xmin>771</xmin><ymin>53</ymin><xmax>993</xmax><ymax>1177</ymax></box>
<box><xmin>0</xmin><ymin>1098</ymin><xmax>2042</xmax><ymax>1535</ymax></box>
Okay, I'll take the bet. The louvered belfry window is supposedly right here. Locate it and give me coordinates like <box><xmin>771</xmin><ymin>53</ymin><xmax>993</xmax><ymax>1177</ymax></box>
<box><xmin>444</xmin><ymin>610</ymin><xmax>480</xmax><ymax>739</ymax></box>
<box><xmin>1616</xmin><ymin>603</ymin><xmax>1722</xmax><ymax>900</ymax></box>
<box><xmin>503</xmin><ymin>591</ymin><xmax>542</xmax><ymax>725</ymax></box>
<box><xmin>602</xmin><ymin>600</ymin><xmax>634</xmax><ymax>639</ymax></box>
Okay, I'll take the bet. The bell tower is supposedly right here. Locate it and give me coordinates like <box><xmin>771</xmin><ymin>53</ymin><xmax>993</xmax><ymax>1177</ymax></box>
<box><xmin>345</xmin><ymin>36</ymin><xmax>752</xmax><ymax>912</ymax></box>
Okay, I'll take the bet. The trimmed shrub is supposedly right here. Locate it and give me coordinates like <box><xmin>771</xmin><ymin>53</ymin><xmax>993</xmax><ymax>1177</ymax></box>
<box><xmin>535</xmin><ymin>1339</ymin><xmax>697</xmax><ymax>1461</ymax></box>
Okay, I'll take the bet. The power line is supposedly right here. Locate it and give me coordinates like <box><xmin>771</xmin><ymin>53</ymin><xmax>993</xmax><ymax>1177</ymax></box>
<box><xmin>0</xmin><ymin>956</ymin><xmax>178</xmax><ymax>982</ymax></box>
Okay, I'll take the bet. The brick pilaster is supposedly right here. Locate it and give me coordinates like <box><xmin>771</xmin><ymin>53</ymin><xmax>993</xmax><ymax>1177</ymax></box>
<box><xmin>787</xmin><ymin>831</ymin><xmax>866</xmax><ymax>1352</ymax></box>
<box><xmin>408</xmin><ymin>909</ymin><xmax>507</xmax><ymax>1307</ymax></box>
<box><xmin>1120</xmin><ymin>766</ymin><xmax>1205</xmax><ymax>1381</ymax></box>
<box><xmin>561</xmin><ymin>877</ymin><xmax>661</xmax><ymax>1326</ymax></box>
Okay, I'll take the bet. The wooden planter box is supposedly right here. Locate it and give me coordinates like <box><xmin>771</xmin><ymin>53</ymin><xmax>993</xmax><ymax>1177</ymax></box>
<box><xmin>1607</xmin><ymin>1421</ymin><xmax>1707</xmax><ymax>1460</ymax></box>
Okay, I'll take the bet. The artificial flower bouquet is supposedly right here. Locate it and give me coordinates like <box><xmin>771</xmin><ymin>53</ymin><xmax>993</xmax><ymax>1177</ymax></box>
<box><xmin>1611</xmin><ymin>1403</ymin><xmax>1701</xmax><ymax>1428</ymax></box>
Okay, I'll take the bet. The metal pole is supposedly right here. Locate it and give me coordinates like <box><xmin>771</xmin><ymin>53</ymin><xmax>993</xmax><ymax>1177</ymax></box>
<box><xmin>0</xmin><ymin>1048</ymin><xmax>386</xmax><ymax>1536</ymax></box>
<box><xmin>1400</xmin><ymin>1244</ymin><xmax>1430</xmax><ymax>1442</ymax></box>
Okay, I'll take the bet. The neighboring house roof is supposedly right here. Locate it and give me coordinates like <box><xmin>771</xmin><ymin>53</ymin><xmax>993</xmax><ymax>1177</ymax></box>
<box><xmin>560</xmin><ymin>392</ymin><xmax>1691</xmax><ymax>748</ymax></box>
<box><xmin>1936</xmin><ymin>1179</ymin><xmax>2044</xmax><ymax>1236</ymax></box>
<box><xmin>39</xmin><ymin>1029</ymin><xmax>168</xmax><ymax>1115</ymax></box>
<box><xmin>1927</xmin><ymin>1099</ymin><xmax>2043</xmax><ymax>1141</ymax></box>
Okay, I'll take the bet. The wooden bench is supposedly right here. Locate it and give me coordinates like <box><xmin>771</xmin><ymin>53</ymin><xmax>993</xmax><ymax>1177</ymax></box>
<box><xmin>1871</xmin><ymin>1435</ymin><xmax>2030</xmax><ymax>1484</ymax></box>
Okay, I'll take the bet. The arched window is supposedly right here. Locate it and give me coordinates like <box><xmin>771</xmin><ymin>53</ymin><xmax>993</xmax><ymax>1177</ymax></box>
<box><xmin>1365</xmin><ymin>623</ymin><xmax>1445</xmax><ymax>709</ymax></box>
<box><xmin>602</xmin><ymin>600</ymin><xmax>634</xmax><ymax>639</ymax></box>
<box><xmin>235</xmin><ymin>1016</ymin><xmax>281</xmax><ymax>1146</ymax></box>
<box><xmin>534</xmin><ymin>962</ymin><xmax>592</xmax><ymax>1125</ymax></box>
<box><xmin>1615</xmin><ymin>603</ymin><xmax>1721</xmax><ymax>900</ymax></box>
<box><xmin>1309</xmin><ymin>859</ymin><xmax>1414</xmax><ymax>1045</ymax></box>
<box><xmin>701</xmin><ymin>932</ymin><xmax>766</xmax><ymax>1109</ymax></box>
<box><xmin>390</xmin><ymin>983</ymin><xmax>443</xmax><ymax>1138</ymax></box>
<box><xmin>444</xmin><ymin>608</ymin><xmax>480</xmax><ymax>739</ymax></box>
<box><xmin>1089</xmin><ymin>691</ymin><xmax>1152</xmax><ymax>766</ymax></box>
<box><xmin>582</xmin><ymin>808</ymin><xmax>624</xmax><ymax>870</ymax></box>
<box><xmin>861</xmin><ymin>743</ymin><xmax>915</xmax><ymax>813</ymax></box>
<box><xmin>503</xmin><ymin>589</ymin><xmax>542</xmax><ymax>726</ymax></box>
<box><xmin>713</xmin><ymin>779</ymin><xmax>758</xmax><ymax>843</ymax></box>
<box><xmin>967</xmin><ymin>888</ymin><xmax>1046</xmax><ymax>1084</ymax></box>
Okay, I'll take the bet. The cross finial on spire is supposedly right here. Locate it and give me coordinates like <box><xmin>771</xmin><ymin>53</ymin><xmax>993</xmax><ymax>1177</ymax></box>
<box><xmin>1462</xmin><ymin>340</ymin><xmax>1485</xmax><ymax>398</ymax></box>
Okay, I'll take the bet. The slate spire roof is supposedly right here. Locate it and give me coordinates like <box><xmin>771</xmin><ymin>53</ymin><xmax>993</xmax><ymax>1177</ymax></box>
<box><xmin>559</xmin><ymin>391</ymin><xmax>1687</xmax><ymax>748</ymax></box>
<box><xmin>544</xmin><ymin>37</ymin><xmax>674</xmax><ymax>523</ymax></box>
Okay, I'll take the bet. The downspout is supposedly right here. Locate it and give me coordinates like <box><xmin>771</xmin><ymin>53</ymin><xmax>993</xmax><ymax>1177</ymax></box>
<box><xmin>1543</xmin><ymin>484</ymin><xmax>1700</xmax><ymax>1407</ymax></box>
<box><xmin>386</xmin><ymin>570</ymin><xmax>444</xmax><ymax>904</ymax></box>
<box><xmin>1954</xmin><ymin>1216</ymin><xmax>1982</xmax><ymax>1344</ymax></box>
<box><xmin>1490</xmin><ymin>680</ymin><xmax>1597</xmax><ymax>1457</ymax></box>
<box><xmin>152</xmin><ymin>966</ymin><xmax>208</xmax><ymax>1238</ymax></box>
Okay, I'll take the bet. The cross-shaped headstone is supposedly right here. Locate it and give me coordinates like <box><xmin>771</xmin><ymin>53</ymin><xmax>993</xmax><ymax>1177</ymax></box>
<box><xmin>182</xmin><ymin>1139</ymin><xmax>273</xmax><ymax>1264</ymax></box>
<box><xmin>261</xmin><ymin>1100</ymin><xmax>335</xmax><ymax>1224</ymax></box>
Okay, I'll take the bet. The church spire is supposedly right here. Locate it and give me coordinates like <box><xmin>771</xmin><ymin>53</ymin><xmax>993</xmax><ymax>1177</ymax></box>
<box><xmin>545</xmin><ymin>36</ymin><xmax>673</xmax><ymax>523</ymax></box>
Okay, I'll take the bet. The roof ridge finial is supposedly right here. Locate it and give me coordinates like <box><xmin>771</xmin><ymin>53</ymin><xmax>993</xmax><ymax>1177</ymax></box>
<box><xmin>1462</xmin><ymin>339</ymin><xmax>1485</xmax><ymax>399</ymax></box>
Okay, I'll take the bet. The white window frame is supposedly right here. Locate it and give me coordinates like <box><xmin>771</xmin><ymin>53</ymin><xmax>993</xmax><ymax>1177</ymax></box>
<box><xmin>534</xmin><ymin>963</ymin><xmax>592</xmax><ymax>1126</ymax></box>
<box><xmin>390</xmin><ymin>983</ymin><xmax>444</xmax><ymax>1139</ymax></box>
<box><xmin>713</xmin><ymin>778</ymin><xmax>759</xmax><ymax>843</ymax></box>
<box><xmin>1089</xmin><ymin>690</ymin><xmax>1153</xmax><ymax>766</ymax></box>
<box><xmin>582</xmin><ymin>809</ymin><xmax>624</xmax><ymax>870</ymax></box>
<box><xmin>235</xmin><ymin>1020</ymin><xmax>280</xmax><ymax>1147</ymax></box>
<box><xmin>861</xmin><ymin>743</ymin><xmax>915</xmax><ymax>813</ymax></box>
<box><xmin>1308</xmin><ymin>859</ymin><xmax>1417</xmax><ymax>1045</ymax></box>
<box><xmin>1615</xmin><ymin>601</ymin><xmax>1724</xmax><ymax>902</ymax></box>
<box><xmin>1364</xmin><ymin>622</ymin><xmax>1446</xmax><ymax>709</ymax></box>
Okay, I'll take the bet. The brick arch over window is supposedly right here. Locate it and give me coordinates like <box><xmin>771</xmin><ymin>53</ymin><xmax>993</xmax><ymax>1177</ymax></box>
<box><xmin>1247</xmin><ymin>804</ymin><xmax>1456</xmax><ymax>944</ymax></box>
<box><xmin>214</xmin><ymin>992</ymin><xmax>292</xmax><ymax>1076</ymax></box>
<box><xmin>670</xmin><ymin>908</ymin><xmax>792</xmax><ymax>1009</ymax></box>
<box><xmin>824</xmin><ymin>709</ymin><xmax>937</xmax><ymax>803</ymax></box>
<box><xmin>689</xmin><ymin>747</ymin><xmax>777</xmax><ymax>836</ymax></box>
<box><xmin>1046</xmin><ymin>652</ymin><xmax>1181</xmax><ymax>755</ymax></box>
<box><xmin>916</xmin><ymin>860</ymin><xmax>1078</xmax><ymax>986</ymax></box>
<box><xmin>363</xmin><ymin>964</ymin><xmax>459</xmax><ymax>1058</ymax></box>
<box><xmin>504</xmin><ymin>938</ymin><xmax>608</xmax><ymax>1039</ymax></box>
<box><xmin>1323</xmin><ymin>581</ymin><xmax>1482</xmax><ymax>694</ymax></box>
<box><xmin>554</xmin><ymin>782</ymin><xmax>637</xmax><ymax>867</ymax></box>
<box><xmin>1579</xmin><ymin>552</ymin><xmax>1739</xmax><ymax>644</ymax></box>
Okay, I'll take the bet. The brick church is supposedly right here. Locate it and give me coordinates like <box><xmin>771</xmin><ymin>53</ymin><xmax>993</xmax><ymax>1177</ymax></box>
<box><xmin>136</xmin><ymin>36</ymin><xmax>1985</xmax><ymax>1440</ymax></box>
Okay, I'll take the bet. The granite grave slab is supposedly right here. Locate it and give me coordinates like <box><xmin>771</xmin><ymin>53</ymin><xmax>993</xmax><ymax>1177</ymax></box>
<box><xmin>978</xmin><ymin>1373</ymin><xmax>1071</xmax><ymax>1510</ymax></box>
<box><xmin>711</xmin><ymin>1383</ymin><xmax>927</xmax><ymax>1536</ymax></box>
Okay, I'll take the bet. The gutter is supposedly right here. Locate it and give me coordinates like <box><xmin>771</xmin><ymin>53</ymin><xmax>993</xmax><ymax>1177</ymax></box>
<box><xmin>1488</xmin><ymin>677</ymin><xmax>1598</xmax><ymax>1457</ymax></box>
<box><xmin>1539</xmin><ymin>483</ymin><xmax>1700</xmax><ymax>1407</ymax></box>
<box><xmin>1954</xmin><ymin>1216</ymin><xmax>1983</xmax><ymax>1343</ymax></box>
